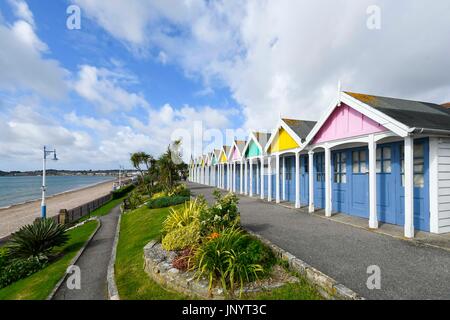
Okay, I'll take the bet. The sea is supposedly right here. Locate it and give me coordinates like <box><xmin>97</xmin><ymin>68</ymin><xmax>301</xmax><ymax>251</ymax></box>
<box><xmin>0</xmin><ymin>176</ymin><xmax>115</xmax><ymax>209</ymax></box>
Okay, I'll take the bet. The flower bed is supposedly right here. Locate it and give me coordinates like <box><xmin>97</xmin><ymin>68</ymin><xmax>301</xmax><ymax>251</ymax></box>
<box><xmin>143</xmin><ymin>240</ymin><xmax>299</xmax><ymax>300</ymax></box>
<box><xmin>144</xmin><ymin>190</ymin><xmax>300</xmax><ymax>298</ymax></box>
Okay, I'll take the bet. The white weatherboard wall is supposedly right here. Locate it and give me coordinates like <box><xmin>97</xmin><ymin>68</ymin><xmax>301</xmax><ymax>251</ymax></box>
<box><xmin>432</xmin><ymin>137</ymin><xmax>450</xmax><ymax>233</ymax></box>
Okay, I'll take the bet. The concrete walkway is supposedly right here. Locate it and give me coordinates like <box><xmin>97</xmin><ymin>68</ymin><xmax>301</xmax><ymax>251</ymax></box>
<box><xmin>189</xmin><ymin>182</ymin><xmax>450</xmax><ymax>300</ymax></box>
<box><xmin>53</xmin><ymin>205</ymin><xmax>121</xmax><ymax>300</ymax></box>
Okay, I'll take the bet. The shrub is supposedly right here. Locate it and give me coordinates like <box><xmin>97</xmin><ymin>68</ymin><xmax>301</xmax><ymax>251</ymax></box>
<box><xmin>146</xmin><ymin>196</ymin><xmax>189</xmax><ymax>209</ymax></box>
<box><xmin>149</xmin><ymin>183</ymin><xmax>164</xmax><ymax>195</ymax></box>
<box><xmin>172</xmin><ymin>248</ymin><xmax>195</xmax><ymax>271</ymax></box>
<box><xmin>0</xmin><ymin>256</ymin><xmax>48</xmax><ymax>289</ymax></box>
<box><xmin>0</xmin><ymin>248</ymin><xmax>9</xmax><ymax>270</ymax></box>
<box><xmin>112</xmin><ymin>184</ymin><xmax>135</xmax><ymax>199</ymax></box>
<box><xmin>168</xmin><ymin>184</ymin><xmax>191</xmax><ymax>197</ymax></box>
<box><xmin>161</xmin><ymin>222</ymin><xmax>200</xmax><ymax>251</ymax></box>
<box><xmin>234</xmin><ymin>236</ymin><xmax>276</xmax><ymax>272</ymax></box>
<box><xmin>151</xmin><ymin>191</ymin><xmax>167</xmax><ymax>200</ymax></box>
<box><xmin>126</xmin><ymin>190</ymin><xmax>145</xmax><ymax>210</ymax></box>
<box><xmin>199</xmin><ymin>190</ymin><xmax>240</xmax><ymax>236</ymax></box>
<box><xmin>6</xmin><ymin>219</ymin><xmax>69</xmax><ymax>260</ymax></box>
<box><xmin>162</xmin><ymin>198</ymin><xmax>205</xmax><ymax>234</ymax></box>
<box><xmin>194</xmin><ymin>227</ymin><xmax>264</xmax><ymax>296</ymax></box>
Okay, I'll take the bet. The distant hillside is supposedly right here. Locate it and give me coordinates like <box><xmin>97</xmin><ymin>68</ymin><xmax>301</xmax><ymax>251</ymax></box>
<box><xmin>0</xmin><ymin>170</ymin><xmax>136</xmax><ymax>177</ymax></box>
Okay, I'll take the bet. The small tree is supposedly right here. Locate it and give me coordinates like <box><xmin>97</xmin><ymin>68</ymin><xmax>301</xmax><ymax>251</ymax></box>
<box><xmin>130</xmin><ymin>152</ymin><xmax>152</xmax><ymax>193</ymax></box>
<box><xmin>145</xmin><ymin>156</ymin><xmax>158</xmax><ymax>188</ymax></box>
<box><xmin>158</xmin><ymin>140</ymin><xmax>186</xmax><ymax>191</ymax></box>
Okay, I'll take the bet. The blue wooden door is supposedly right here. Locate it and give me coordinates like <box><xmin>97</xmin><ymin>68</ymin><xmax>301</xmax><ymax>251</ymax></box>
<box><xmin>271</xmin><ymin>174</ymin><xmax>276</xmax><ymax>199</ymax></box>
<box><xmin>257</xmin><ymin>162</ymin><xmax>262</xmax><ymax>195</ymax></box>
<box><xmin>332</xmin><ymin>150</ymin><xmax>349</xmax><ymax>213</ymax></box>
<box><xmin>284</xmin><ymin>156</ymin><xmax>296</xmax><ymax>203</ymax></box>
<box><xmin>264</xmin><ymin>175</ymin><xmax>269</xmax><ymax>197</ymax></box>
<box><xmin>224</xmin><ymin>166</ymin><xmax>228</xmax><ymax>189</ymax></box>
<box><xmin>214</xmin><ymin>166</ymin><xmax>219</xmax><ymax>187</ymax></box>
<box><xmin>300</xmin><ymin>155</ymin><xmax>309</xmax><ymax>205</ymax></box>
<box><xmin>398</xmin><ymin>138</ymin><xmax>430</xmax><ymax>231</ymax></box>
<box><xmin>376</xmin><ymin>142</ymin><xmax>398</xmax><ymax>224</ymax></box>
<box><xmin>246</xmin><ymin>165</ymin><xmax>254</xmax><ymax>194</ymax></box>
<box><xmin>314</xmin><ymin>152</ymin><xmax>325</xmax><ymax>209</ymax></box>
<box><xmin>252</xmin><ymin>163</ymin><xmax>258</xmax><ymax>195</ymax></box>
<box><xmin>349</xmin><ymin>148</ymin><xmax>369</xmax><ymax>218</ymax></box>
<box><xmin>255</xmin><ymin>162</ymin><xmax>261</xmax><ymax>195</ymax></box>
<box><xmin>235</xmin><ymin>164</ymin><xmax>241</xmax><ymax>191</ymax></box>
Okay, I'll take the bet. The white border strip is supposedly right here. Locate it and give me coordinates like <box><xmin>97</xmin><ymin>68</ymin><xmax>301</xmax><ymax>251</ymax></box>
<box><xmin>107</xmin><ymin>214</ymin><xmax>121</xmax><ymax>300</ymax></box>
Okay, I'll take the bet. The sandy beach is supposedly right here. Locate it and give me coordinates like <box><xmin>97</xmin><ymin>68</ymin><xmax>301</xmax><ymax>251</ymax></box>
<box><xmin>0</xmin><ymin>180</ymin><xmax>116</xmax><ymax>239</ymax></box>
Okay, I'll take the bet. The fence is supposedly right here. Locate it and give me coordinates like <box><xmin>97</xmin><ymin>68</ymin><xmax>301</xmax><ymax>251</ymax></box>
<box><xmin>0</xmin><ymin>193</ymin><xmax>113</xmax><ymax>243</ymax></box>
<box><xmin>53</xmin><ymin>193</ymin><xmax>113</xmax><ymax>225</ymax></box>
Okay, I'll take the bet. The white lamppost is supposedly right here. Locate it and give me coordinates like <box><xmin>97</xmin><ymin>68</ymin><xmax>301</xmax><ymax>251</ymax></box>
<box><xmin>118</xmin><ymin>165</ymin><xmax>124</xmax><ymax>188</ymax></box>
<box><xmin>41</xmin><ymin>146</ymin><xmax>58</xmax><ymax>219</ymax></box>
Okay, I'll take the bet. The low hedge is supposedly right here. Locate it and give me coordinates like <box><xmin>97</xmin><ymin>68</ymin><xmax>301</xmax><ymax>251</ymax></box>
<box><xmin>146</xmin><ymin>196</ymin><xmax>190</xmax><ymax>209</ymax></box>
<box><xmin>112</xmin><ymin>184</ymin><xmax>135</xmax><ymax>200</ymax></box>
<box><xmin>0</xmin><ymin>256</ymin><xmax>48</xmax><ymax>289</ymax></box>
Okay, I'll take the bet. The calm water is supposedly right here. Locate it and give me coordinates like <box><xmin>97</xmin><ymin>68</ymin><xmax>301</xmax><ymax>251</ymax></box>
<box><xmin>0</xmin><ymin>176</ymin><xmax>115</xmax><ymax>208</ymax></box>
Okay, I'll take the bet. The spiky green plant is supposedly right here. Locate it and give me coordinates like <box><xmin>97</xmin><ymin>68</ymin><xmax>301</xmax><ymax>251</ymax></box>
<box><xmin>161</xmin><ymin>222</ymin><xmax>200</xmax><ymax>251</ymax></box>
<box><xmin>6</xmin><ymin>219</ymin><xmax>69</xmax><ymax>260</ymax></box>
<box><xmin>162</xmin><ymin>198</ymin><xmax>205</xmax><ymax>234</ymax></box>
<box><xmin>194</xmin><ymin>227</ymin><xmax>264</xmax><ymax>297</ymax></box>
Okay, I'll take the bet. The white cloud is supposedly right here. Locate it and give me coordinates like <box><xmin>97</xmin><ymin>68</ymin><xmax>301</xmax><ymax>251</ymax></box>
<box><xmin>0</xmin><ymin>98</ymin><xmax>239</xmax><ymax>169</ymax></box>
<box><xmin>60</xmin><ymin>101</ymin><xmax>239</xmax><ymax>167</ymax></box>
<box><xmin>11</xmin><ymin>20</ymin><xmax>47</xmax><ymax>52</ymax></box>
<box><xmin>0</xmin><ymin>104</ymin><xmax>93</xmax><ymax>168</ymax></box>
<box><xmin>157</xmin><ymin>51</ymin><xmax>168</xmax><ymax>64</ymax></box>
<box><xmin>126</xmin><ymin>102</ymin><xmax>239</xmax><ymax>159</ymax></box>
<box><xmin>4</xmin><ymin>0</ymin><xmax>450</xmax><ymax>170</ymax></box>
<box><xmin>8</xmin><ymin>0</ymin><xmax>35</xmax><ymax>26</ymax></box>
<box><xmin>0</xmin><ymin>4</ymin><xmax>67</xmax><ymax>99</ymax></box>
<box><xmin>73</xmin><ymin>65</ymin><xmax>149</xmax><ymax>113</ymax></box>
<box><xmin>73</xmin><ymin>0</ymin><xmax>153</xmax><ymax>46</ymax></box>
<box><xmin>0</xmin><ymin>103</ymin><xmax>155</xmax><ymax>170</ymax></box>
<box><xmin>76</xmin><ymin>0</ymin><xmax>450</xmax><ymax>131</ymax></box>
<box><xmin>64</xmin><ymin>111</ymin><xmax>113</xmax><ymax>134</ymax></box>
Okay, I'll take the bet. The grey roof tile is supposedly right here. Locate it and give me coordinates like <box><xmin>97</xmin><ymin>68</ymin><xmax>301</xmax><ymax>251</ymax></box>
<box><xmin>346</xmin><ymin>92</ymin><xmax>450</xmax><ymax>131</ymax></box>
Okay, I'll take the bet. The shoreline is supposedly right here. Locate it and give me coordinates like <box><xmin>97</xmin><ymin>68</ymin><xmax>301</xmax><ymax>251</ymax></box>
<box><xmin>0</xmin><ymin>178</ymin><xmax>116</xmax><ymax>211</ymax></box>
<box><xmin>0</xmin><ymin>179</ymin><xmax>119</xmax><ymax>239</ymax></box>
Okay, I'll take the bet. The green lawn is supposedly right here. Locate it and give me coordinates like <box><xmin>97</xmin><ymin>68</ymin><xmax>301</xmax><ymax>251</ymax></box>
<box><xmin>0</xmin><ymin>220</ymin><xmax>98</xmax><ymax>300</ymax></box>
<box><xmin>115</xmin><ymin>205</ymin><xmax>187</xmax><ymax>299</ymax></box>
<box><xmin>245</xmin><ymin>277</ymin><xmax>322</xmax><ymax>300</ymax></box>
<box><xmin>116</xmin><ymin>205</ymin><xmax>323</xmax><ymax>300</ymax></box>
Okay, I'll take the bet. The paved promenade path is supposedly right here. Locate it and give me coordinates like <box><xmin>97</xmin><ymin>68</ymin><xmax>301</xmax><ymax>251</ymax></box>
<box><xmin>189</xmin><ymin>182</ymin><xmax>450</xmax><ymax>300</ymax></box>
<box><xmin>53</xmin><ymin>205</ymin><xmax>121</xmax><ymax>300</ymax></box>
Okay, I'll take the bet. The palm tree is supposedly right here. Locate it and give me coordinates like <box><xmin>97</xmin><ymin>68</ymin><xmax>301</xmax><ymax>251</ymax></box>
<box><xmin>145</xmin><ymin>155</ymin><xmax>157</xmax><ymax>188</ymax></box>
<box><xmin>157</xmin><ymin>140</ymin><xmax>186</xmax><ymax>190</ymax></box>
<box><xmin>130</xmin><ymin>152</ymin><xmax>151</xmax><ymax>193</ymax></box>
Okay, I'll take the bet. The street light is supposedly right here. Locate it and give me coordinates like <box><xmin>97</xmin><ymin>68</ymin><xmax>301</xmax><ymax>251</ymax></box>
<box><xmin>41</xmin><ymin>146</ymin><xmax>58</xmax><ymax>219</ymax></box>
<box><xmin>118</xmin><ymin>165</ymin><xmax>124</xmax><ymax>187</ymax></box>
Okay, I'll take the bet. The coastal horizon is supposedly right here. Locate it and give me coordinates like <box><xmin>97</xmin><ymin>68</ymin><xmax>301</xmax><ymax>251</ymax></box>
<box><xmin>0</xmin><ymin>178</ymin><xmax>117</xmax><ymax>239</ymax></box>
<box><xmin>0</xmin><ymin>175</ymin><xmax>116</xmax><ymax>209</ymax></box>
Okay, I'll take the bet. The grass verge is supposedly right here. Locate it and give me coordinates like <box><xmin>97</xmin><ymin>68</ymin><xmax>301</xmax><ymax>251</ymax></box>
<box><xmin>0</xmin><ymin>220</ymin><xmax>98</xmax><ymax>300</ymax></box>
<box><xmin>115</xmin><ymin>205</ymin><xmax>188</xmax><ymax>299</ymax></box>
<box><xmin>244</xmin><ymin>275</ymin><xmax>323</xmax><ymax>300</ymax></box>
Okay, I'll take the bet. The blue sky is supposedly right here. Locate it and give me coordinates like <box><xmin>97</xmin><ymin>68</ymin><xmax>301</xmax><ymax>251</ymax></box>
<box><xmin>1</xmin><ymin>0</ymin><xmax>450</xmax><ymax>171</ymax></box>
